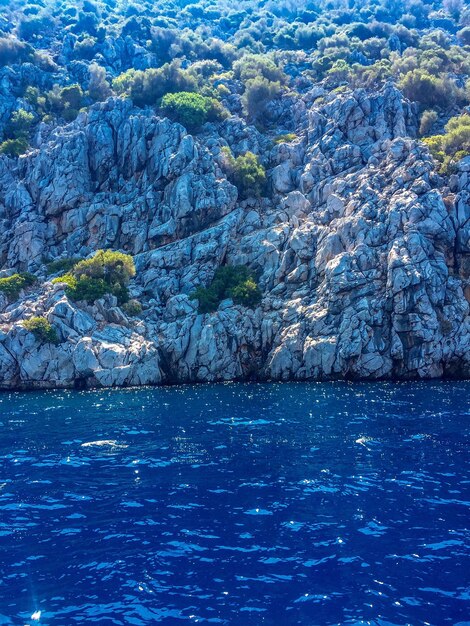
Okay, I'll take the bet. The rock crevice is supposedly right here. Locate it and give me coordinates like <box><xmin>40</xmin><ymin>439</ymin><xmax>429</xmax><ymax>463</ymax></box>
<box><xmin>0</xmin><ymin>85</ymin><xmax>469</xmax><ymax>388</ymax></box>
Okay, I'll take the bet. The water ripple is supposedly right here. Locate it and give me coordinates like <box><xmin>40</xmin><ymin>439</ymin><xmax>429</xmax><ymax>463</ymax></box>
<box><xmin>0</xmin><ymin>381</ymin><xmax>468</xmax><ymax>624</ymax></box>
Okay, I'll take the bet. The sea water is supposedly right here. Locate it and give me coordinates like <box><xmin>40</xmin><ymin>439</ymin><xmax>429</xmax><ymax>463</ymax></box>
<box><xmin>0</xmin><ymin>381</ymin><xmax>469</xmax><ymax>625</ymax></box>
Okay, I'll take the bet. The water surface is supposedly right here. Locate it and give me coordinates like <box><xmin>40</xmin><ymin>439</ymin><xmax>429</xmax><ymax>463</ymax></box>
<box><xmin>0</xmin><ymin>382</ymin><xmax>469</xmax><ymax>625</ymax></box>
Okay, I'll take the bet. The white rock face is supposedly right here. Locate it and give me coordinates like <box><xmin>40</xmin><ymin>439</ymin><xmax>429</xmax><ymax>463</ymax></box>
<box><xmin>0</xmin><ymin>85</ymin><xmax>469</xmax><ymax>389</ymax></box>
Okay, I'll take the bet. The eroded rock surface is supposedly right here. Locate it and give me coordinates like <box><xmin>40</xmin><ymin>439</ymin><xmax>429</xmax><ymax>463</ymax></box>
<box><xmin>1</xmin><ymin>84</ymin><xmax>469</xmax><ymax>388</ymax></box>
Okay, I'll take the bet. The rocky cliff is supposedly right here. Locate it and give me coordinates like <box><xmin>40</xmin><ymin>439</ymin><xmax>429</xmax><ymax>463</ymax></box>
<box><xmin>1</xmin><ymin>83</ymin><xmax>470</xmax><ymax>389</ymax></box>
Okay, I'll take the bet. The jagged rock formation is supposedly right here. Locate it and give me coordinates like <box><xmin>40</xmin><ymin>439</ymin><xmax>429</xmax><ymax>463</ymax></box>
<box><xmin>1</xmin><ymin>84</ymin><xmax>469</xmax><ymax>389</ymax></box>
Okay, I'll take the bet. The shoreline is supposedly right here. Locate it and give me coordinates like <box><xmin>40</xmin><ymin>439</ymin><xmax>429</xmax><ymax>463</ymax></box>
<box><xmin>2</xmin><ymin>374</ymin><xmax>470</xmax><ymax>395</ymax></box>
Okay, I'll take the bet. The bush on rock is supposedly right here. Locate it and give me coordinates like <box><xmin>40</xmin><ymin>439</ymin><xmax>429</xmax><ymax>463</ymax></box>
<box><xmin>222</xmin><ymin>149</ymin><xmax>266</xmax><ymax>199</ymax></box>
<box><xmin>0</xmin><ymin>138</ymin><xmax>28</xmax><ymax>156</ymax></box>
<box><xmin>0</xmin><ymin>272</ymin><xmax>37</xmax><ymax>300</ymax></box>
<box><xmin>53</xmin><ymin>250</ymin><xmax>135</xmax><ymax>305</ymax></box>
<box><xmin>113</xmin><ymin>62</ymin><xmax>197</xmax><ymax>107</ymax></box>
<box><xmin>23</xmin><ymin>316</ymin><xmax>59</xmax><ymax>344</ymax></box>
<box><xmin>161</xmin><ymin>91</ymin><xmax>210</xmax><ymax>130</ymax></box>
<box><xmin>46</xmin><ymin>257</ymin><xmax>82</xmax><ymax>275</ymax></box>
<box><xmin>190</xmin><ymin>265</ymin><xmax>261</xmax><ymax>314</ymax></box>
<box><xmin>399</xmin><ymin>70</ymin><xmax>468</xmax><ymax>109</ymax></box>
<box><xmin>422</xmin><ymin>114</ymin><xmax>470</xmax><ymax>173</ymax></box>
<box><xmin>122</xmin><ymin>299</ymin><xmax>143</xmax><ymax>316</ymax></box>
<box><xmin>161</xmin><ymin>91</ymin><xmax>226</xmax><ymax>131</ymax></box>
<box><xmin>0</xmin><ymin>109</ymin><xmax>34</xmax><ymax>156</ymax></box>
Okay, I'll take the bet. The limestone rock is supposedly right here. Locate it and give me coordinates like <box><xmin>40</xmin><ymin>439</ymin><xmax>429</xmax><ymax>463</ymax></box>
<box><xmin>0</xmin><ymin>83</ymin><xmax>469</xmax><ymax>388</ymax></box>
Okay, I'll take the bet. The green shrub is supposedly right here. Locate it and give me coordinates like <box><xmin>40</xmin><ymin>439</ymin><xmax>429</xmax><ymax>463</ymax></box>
<box><xmin>161</xmin><ymin>91</ymin><xmax>226</xmax><ymax>130</ymax></box>
<box><xmin>206</xmin><ymin>98</ymin><xmax>229</xmax><ymax>123</ymax></box>
<box><xmin>0</xmin><ymin>108</ymin><xmax>34</xmax><ymax>154</ymax></box>
<box><xmin>0</xmin><ymin>272</ymin><xmax>37</xmax><ymax>300</ymax></box>
<box><xmin>88</xmin><ymin>62</ymin><xmax>112</xmax><ymax>101</ymax></box>
<box><xmin>0</xmin><ymin>36</ymin><xmax>34</xmax><ymax>67</ymax></box>
<box><xmin>109</xmin><ymin>282</ymin><xmax>130</xmax><ymax>305</ymax></box>
<box><xmin>23</xmin><ymin>316</ymin><xmax>59</xmax><ymax>344</ymax></box>
<box><xmin>51</xmin><ymin>273</ymin><xmax>77</xmax><ymax>288</ymax></box>
<box><xmin>161</xmin><ymin>91</ymin><xmax>211</xmax><ymax>130</ymax></box>
<box><xmin>399</xmin><ymin>70</ymin><xmax>467</xmax><ymax>108</ymax></box>
<box><xmin>441</xmin><ymin>115</ymin><xmax>470</xmax><ymax>155</ymax></box>
<box><xmin>222</xmin><ymin>149</ymin><xmax>266</xmax><ymax>199</ymax></box>
<box><xmin>190</xmin><ymin>285</ymin><xmax>219</xmax><ymax>314</ymax></box>
<box><xmin>24</xmin><ymin>86</ymin><xmax>43</xmax><ymax>106</ymax></box>
<box><xmin>47</xmin><ymin>84</ymin><xmax>83</xmax><ymax>121</ymax></box>
<box><xmin>230</xmin><ymin>277</ymin><xmax>262</xmax><ymax>307</ymax></box>
<box><xmin>112</xmin><ymin>68</ymin><xmax>138</xmax><ymax>95</ymax></box>
<box><xmin>53</xmin><ymin>273</ymin><xmax>114</xmax><ymax>304</ymax></box>
<box><xmin>66</xmin><ymin>276</ymin><xmax>110</xmax><ymax>303</ymax></box>
<box><xmin>114</xmin><ymin>62</ymin><xmax>197</xmax><ymax>107</ymax></box>
<box><xmin>422</xmin><ymin>114</ymin><xmax>470</xmax><ymax>173</ymax></box>
<box><xmin>72</xmin><ymin>250</ymin><xmax>135</xmax><ymax>285</ymax></box>
<box><xmin>59</xmin><ymin>85</ymin><xmax>83</xmax><ymax>110</ymax></box>
<box><xmin>54</xmin><ymin>249</ymin><xmax>135</xmax><ymax>305</ymax></box>
<box><xmin>274</xmin><ymin>133</ymin><xmax>297</xmax><ymax>144</ymax></box>
<box><xmin>46</xmin><ymin>257</ymin><xmax>81</xmax><ymax>274</ymax></box>
<box><xmin>326</xmin><ymin>60</ymin><xmax>352</xmax><ymax>85</ymax></box>
<box><xmin>62</xmin><ymin>108</ymin><xmax>80</xmax><ymax>122</ymax></box>
<box><xmin>233</xmin><ymin>54</ymin><xmax>286</xmax><ymax>83</ymax></box>
<box><xmin>7</xmin><ymin>109</ymin><xmax>34</xmax><ymax>139</ymax></box>
<box><xmin>419</xmin><ymin>109</ymin><xmax>438</xmax><ymax>136</ymax></box>
<box><xmin>190</xmin><ymin>265</ymin><xmax>261</xmax><ymax>314</ymax></box>
<box><xmin>24</xmin><ymin>87</ymin><xmax>47</xmax><ymax>117</ymax></box>
<box><xmin>241</xmin><ymin>76</ymin><xmax>283</xmax><ymax>122</ymax></box>
<box><xmin>122</xmin><ymin>299</ymin><xmax>142</xmax><ymax>316</ymax></box>
<box><xmin>216</xmin><ymin>83</ymin><xmax>231</xmax><ymax>98</ymax></box>
<box><xmin>0</xmin><ymin>138</ymin><xmax>28</xmax><ymax>157</ymax></box>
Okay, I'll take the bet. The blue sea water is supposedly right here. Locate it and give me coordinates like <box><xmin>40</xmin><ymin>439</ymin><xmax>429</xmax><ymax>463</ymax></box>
<box><xmin>0</xmin><ymin>382</ymin><xmax>469</xmax><ymax>626</ymax></box>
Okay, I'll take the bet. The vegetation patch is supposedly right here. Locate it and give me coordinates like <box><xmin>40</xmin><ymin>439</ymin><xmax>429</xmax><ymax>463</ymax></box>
<box><xmin>0</xmin><ymin>138</ymin><xmax>28</xmax><ymax>157</ymax></box>
<box><xmin>46</xmin><ymin>257</ymin><xmax>82</xmax><ymax>275</ymax></box>
<box><xmin>0</xmin><ymin>272</ymin><xmax>37</xmax><ymax>300</ymax></box>
<box><xmin>52</xmin><ymin>249</ymin><xmax>135</xmax><ymax>305</ymax></box>
<box><xmin>160</xmin><ymin>91</ymin><xmax>226</xmax><ymax>131</ymax></box>
<box><xmin>422</xmin><ymin>114</ymin><xmax>470</xmax><ymax>174</ymax></box>
<box><xmin>274</xmin><ymin>133</ymin><xmax>297</xmax><ymax>144</ymax></box>
<box><xmin>419</xmin><ymin>110</ymin><xmax>438</xmax><ymax>137</ymax></box>
<box><xmin>122</xmin><ymin>299</ymin><xmax>143</xmax><ymax>316</ymax></box>
<box><xmin>47</xmin><ymin>84</ymin><xmax>83</xmax><ymax>121</ymax></box>
<box><xmin>190</xmin><ymin>265</ymin><xmax>262</xmax><ymax>314</ymax></box>
<box><xmin>222</xmin><ymin>149</ymin><xmax>266</xmax><ymax>200</ymax></box>
<box><xmin>0</xmin><ymin>35</ymin><xmax>34</xmax><ymax>67</ymax></box>
<box><xmin>23</xmin><ymin>316</ymin><xmax>59</xmax><ymax>344</ymax></box>
<box><xmin>242</xmin><ymin>76</ymin><xmax>283</xmax><ymax>123</ymax></box>
<box><xmin>399</xmin><ymin>70</ymin><xmax>468</xmax><ymax>110</ymax></box>
<box><xmin>3</xmin><ymin>0</ymin><xmax>470</xmax><ymax>150</ymax></box>
<box><xmin>0</xmin><ymin>109</ymin><xmax>34</xmax><ymax>156</ymax></box>
<box><xmin>113</xmin><ymin>62</ymin><xmax>197</xmax><ymax>107</ymax></box>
